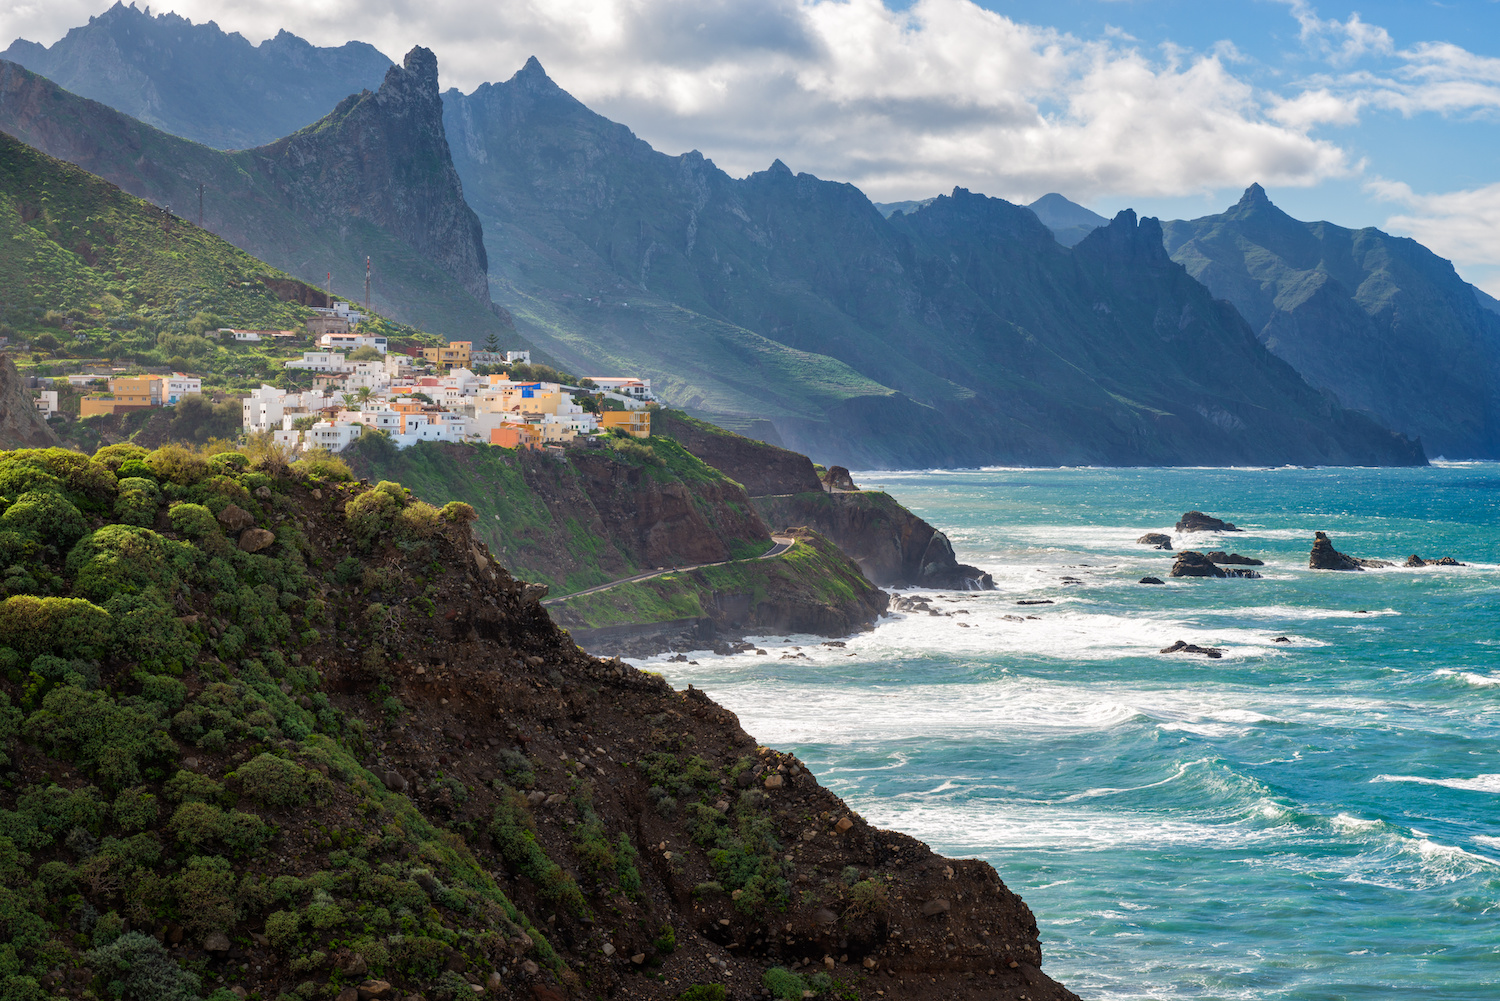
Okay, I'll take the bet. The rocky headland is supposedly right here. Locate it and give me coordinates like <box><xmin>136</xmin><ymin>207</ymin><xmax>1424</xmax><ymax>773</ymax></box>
<box><xmin>1308</xmin><ymin>531</ymin><xmax>1394</xmax><ymax>571</ymax></box>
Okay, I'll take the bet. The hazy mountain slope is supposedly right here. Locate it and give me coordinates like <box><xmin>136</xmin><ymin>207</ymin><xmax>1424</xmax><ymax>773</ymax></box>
<box><xmin>444</xmin><ymin>60</ymin><xmax>1421</xmax><ymax>467</ymax></box>
<box><xmin>1164</xmin><ymin>185</ymin><xmax>1500</xmax><ymax>458</ymax></box>
<box><xmin>1026</xmin><ymin>192</ymin><xmax>1108</xmax><ymax>247</ymax></box>
<box><xmin>0</xmin><ymin>53</ymin><xmax>514</xmax><ymax>346</ymax></box>
<box><xmin>0</xmin><ymin>129</ymin><xmax>316</xmax><ymax>333</ymax></box>
<box><xmin>1</xmin><ymin>1</ymin><xmax>390</xmax><ymax>150</ymax></box>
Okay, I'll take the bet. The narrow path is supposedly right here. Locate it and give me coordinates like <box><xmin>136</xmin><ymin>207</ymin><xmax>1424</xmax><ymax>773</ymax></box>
<box><xmin>542</xmin><ymin>535</ymin><xmax>794</xmax><ymax>606</ymax></box>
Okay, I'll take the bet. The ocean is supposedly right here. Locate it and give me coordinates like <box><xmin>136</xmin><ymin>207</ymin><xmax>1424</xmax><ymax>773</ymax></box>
<box><xmin>644</xmin><ymin>464</ymin><xmax>1500</xmax><ymax>999</ymax></box>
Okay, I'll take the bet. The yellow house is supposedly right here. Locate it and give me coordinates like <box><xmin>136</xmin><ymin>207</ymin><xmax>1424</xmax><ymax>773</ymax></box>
<box><xmin>80</xmin><ymin>375</ymin><xmax>162</xmax><ymax>417</ymax></box>
<box><xmin>421</xmin><ymin>341</ymin><xmax>472</xmax><ymax>370</ymax></box>
<box><xmin>601</xmin><ymin>410</ymin><xmax>651</xmax><ymax>438</ymax></box>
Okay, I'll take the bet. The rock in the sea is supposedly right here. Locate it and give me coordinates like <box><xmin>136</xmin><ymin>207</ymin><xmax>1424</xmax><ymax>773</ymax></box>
<box><xmin>1139</xmin><ymin>576</ymin><xmax>1165</xmax><ymax>585</ymax></box>
<box><xmin>1160</xmin><ymin>640</ymin><xmax>1224</xmax><ymax>659</ymax></box>
<box><xmin>1272</xmin><ymin>636</ymin><xmax>1291</xmax><ymax>643</ymax></box>
<box><xmin>1175</xmin><ymin>511</ymin><xmax>1241</xmax><ymax>533</ymax></box>
<box><xmin>1137</xmin><ymin>533</ymin><xmax>1173</xmax><ymax>550</ymax></box>
<box><xmin>1205</xmin><ymin>551</ymin><xmax>1264</xmax><ymax>566</ymax></box>
<box><xmin>1407</xmin><ymin>554</ymin><xmax>1466</xmax><ymax>567</ymax></box>
<box><xmin>1309</xmin><ymin>532</ymin><xmax>1392</xmax><ymax>570</ymax></box>
<box><xmin>1170</xmin><ymin>551</ymin><xmax>1225</xmax><ymax>578</ymax></box>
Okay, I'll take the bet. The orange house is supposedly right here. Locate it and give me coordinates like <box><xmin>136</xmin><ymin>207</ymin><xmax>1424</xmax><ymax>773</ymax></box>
<box><xmin>601</xmin><ymin>410</ymin><xmax>652</xmax><ymax>438</ymax></box>
<box><xmin>491</xmin><ymin>424</ymin><xmax>542</xmax><ymax>449</ymax></box>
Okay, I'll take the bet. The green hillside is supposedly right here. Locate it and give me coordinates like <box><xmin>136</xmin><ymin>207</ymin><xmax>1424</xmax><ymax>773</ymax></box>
<box><xmin>0</xmin><ymin>58</ymin><xmax>516</xmax><ymax>350</ymax></box>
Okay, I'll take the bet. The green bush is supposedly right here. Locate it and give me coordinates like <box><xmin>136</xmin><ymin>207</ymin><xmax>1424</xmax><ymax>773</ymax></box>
<box><xmin>164</xmin><ymin>770</ymin><xmax>224</xmax><ymax>805</ymax></box>
<box><xmin>144</xmin><ymin>445</ymin><xmax>208</xmax><ymax>486</ymax></box>
<box><xmin>678</xmin><ymin>986</ymin><xmax>727</xmax><ymax>1001</ymax></box>
<box><xmin>115</xmin><ymin>459</ymin><xmax>156</xmax><ymax>480</ymax></box>
<box><xmin>174</xmin><ymin>855</ymin><xmax>238</xmax><ymax>935</ymax></box>
<box><xmin>111</xmin><ymin>787</ymin><xmax>159</xmax><ymax>831</ymax></box>
<box><xmin>440</xmin><ymin>501</ymin><xmax>477</xmax><ymax>523</ymax></box>
<box><xmin>84</xmin><ymin>931</ymin><xmax>203</xmax><ymax>1001</ymax></box>
<box><xmin>114</xmin><ymin>477</ymin><xmax>162</xmax><ymax>527</ymax></box>
<box><xmin>291</xmin><ymin>452</ymin><xmax>352</xmax><ymax>482</ymax></box>
<box><xmin>234</xmin><ymin>753</ymin><xmax>321</xmax><ymax>809</ymax></box>
<box><xmin>25</xmin><ymin>686</ymin><xmax>177</xmax><ymax>791</ymax></box>
<box><xmin>395</xmin><ymin>500</ymin><xmax>443</xmax><ymax>540</ymax></box>
<box><xmin>488</xmin><ymin>789</ymin><xmax>587</xmax><ymax>916</ymax></box>
<box><xmin>66</xmin><ymin>525</ymin><xmax>185</xmax><ymax>602</ymax></box>
<box><xmin>264</xmin><ymin>908</ymin><xmax>300</xmax><ymax>950</ymax></box>
<box><xmin>166</xmin><ymin>801</ymin><xmax>268</xmax><ymax>853</ymax></box>
<box><xmin>763</xmin><ymin>968</ymin><xmax>811</xmax><ymax>1001</ymax></box>
<box><xmin>344</xmin><ymin>481</ymin><xmax>406</xmax><ymax>544</ymax></box>
<box><xmin>168</xmin><ymin>502</ymin><xmax>219</xmax><ymax>539</ymax></box>
<box><xmin>0</xmin><ymin>490</ymin><xmax>88</xmax><ymax>549</ymax></box>
<box><xmin>0</xmin><ymin>596</ymin><xmax>110</xmax><ymax>660</ymax></box>
<box><xmin>93</xmin><ymin>443</ymin><xmax>150</xmax><ymax>473</ymax></box>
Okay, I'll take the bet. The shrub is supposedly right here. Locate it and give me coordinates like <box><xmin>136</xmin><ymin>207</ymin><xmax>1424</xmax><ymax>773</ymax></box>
<box><xmin>94</xmin><ymin>443</ymin><xmax>150</xmax><ymax>473</ymax></box>
<box><xmin>0</xmin><ymin>449</ymin><xmax>114</xmax><ymax>502</ymax></box>
<box><xmin>488</xmin><ymin>789</ymin><xmax>587</xmax><ymax>916</ymax></box>
<box><xmin>678</xmin><ymin>986</ymin><xmax>727</xmax><ymax>1001</ymax></box>
<box><xmin>25</xmin><ymin>686</ymin><xmax>177</xmax><ymax>791</ymax></box>
<box><xmin>264</xmin><ymin>908</ymin><xmax>300</xmax><ymax>950</ymax></box>
<box><xmin>234</xmin><ymin>753</ymin><xmax>320</xmax><ymax>809</ymax></box>
<box><xmin>0</xmin><ymin>490</ymin><xmax>88</xmax><ymax>549</ymax></box>
<box><xmin>344</xmin><ymin>482</ymin><xmax>406</xmax><ymax>544</ymax></box>
<box><xmin>168</xmin><ymin>502</ymin><xmax>219</xmax><ymax>539</ymax></box>
<box><xmin>116</xmin><ymin>458</ymin><xmax>156</xmax><ymax>481</ymax></box>
<box><xmin>84</xmin><ymin>931</ymin><xmax>203</xmax><ymax>1001</ymax></box>
<box><xmin>291</xmin><ymin>450</ymin><xmax>352</xmax><ymax>482</ymax></box>
<box><xmin>174</xmin><ymin>855</ymin><xmax>238</xmax><ymax>935</ymax></box>
<box><xmin>763</xmin><ymin>968</ymin><xmax>811</xmax><ymax>1001</ymax></box>
<box><xmin>440</xmin><ymin>501</ymin><xmax>477</xmax><ymax>524</ymax></box>
<box><xmin>66</xmin><ymin>525</ymin><xmax>184</xmax><ymax>602</ymax></box>
<box><xmin>112</xmin><ymin>787</ymin><xmax>159</xmax><ymax>831</ymax></box>
<box><xmin>0</xmin><ymin>596</ymin><xmax>111</xmax><ymax>660</ymax></box>
<box><xmin>164</xmin><ymin>770</ymin><xmax>224</xmax><ymax>805</ymax></box>
<box><xmin>144</xmin><ymin>445</ymin><xmax>209</xmax><ymax>486</ymax></box>
<box><xmin>395</xmin><ymin>500</ymin><xmax>443</xmax><ymax>540</ymax></box>
<box><xmin>114</xmin><ymin>477</ymin><xmax>162</xmax><ymax>527</ymax></box>
<box><xmin>847</xmin><ymin>878</ymin><xmax>887</xmax><ymax>915</ymax></box>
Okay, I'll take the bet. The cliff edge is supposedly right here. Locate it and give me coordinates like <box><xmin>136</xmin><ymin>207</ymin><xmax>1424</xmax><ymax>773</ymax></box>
<box><xmin>0</xmin><ymin>356</ymin><xmax>59</xmax><ymax>449</ymax></box>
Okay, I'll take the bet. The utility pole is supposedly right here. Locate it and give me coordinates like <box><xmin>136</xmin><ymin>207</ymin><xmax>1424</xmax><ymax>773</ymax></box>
<box><xmin>197</xmin><ymin>183</ymin><xmax>204</xmax><ymax>228</ymax></box>
<box><xmin>364</xmin><ymin>257</ymin><xmax>371</xmax><ymax>313</ymax></box>
<box><xmin>326</xmin><ymin>271</ymin><xmax>332</xmax><ymax>298</ymax></box>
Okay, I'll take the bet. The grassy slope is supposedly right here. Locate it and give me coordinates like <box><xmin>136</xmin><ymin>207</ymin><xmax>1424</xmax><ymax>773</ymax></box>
<box><xmin>547</xmin><ymin>531</ymin><xmax>874</xmax><ymax>631</ymax></box>
<box><xmin>344</xmin><ymin>435</ymin><xmax>768</xmax><ymax>595</ymax></box>
<box><xmin>0</xmin><ymin>60</ymin><xmax>515</xmax><ymax>348</ymax></box>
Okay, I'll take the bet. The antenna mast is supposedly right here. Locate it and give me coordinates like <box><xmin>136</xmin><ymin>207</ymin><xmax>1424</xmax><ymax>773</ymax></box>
<box><xmin>364</xmin><ymin>257</ymin><xmax>371</xmax><ymax>314</ymax></box>
<box><xmin>197</xmin><ymin>183</ymin><xmax>204</xmax><ymax>228</ymax></box>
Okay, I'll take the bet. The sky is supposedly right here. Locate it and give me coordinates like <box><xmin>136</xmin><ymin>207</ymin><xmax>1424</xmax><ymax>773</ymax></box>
<box><xmin>4</xmin><ymin>0</ymin><xmax>1500</xmax><ymax>291</ymax></box>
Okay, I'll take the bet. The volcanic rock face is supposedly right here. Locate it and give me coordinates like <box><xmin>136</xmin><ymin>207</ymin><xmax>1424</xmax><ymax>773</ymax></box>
<box><xmin>1176</xmin><ymin>511</ymin><xmax>1240</xmax><ymax>533</ymax></box>
<box><xmin>1309</xmin><ymin>531</ymin><xmax>1393</xmax><ymax>570</ymax></box>
<box><xmin>0</xmin><ymin>356</ymin><xmax>59</xmax><ymax>449</ymax></box>
<box><xmin>255</xmin><ymin>47</ymin><xmax>491</xmax><ymax>305</ymax></box>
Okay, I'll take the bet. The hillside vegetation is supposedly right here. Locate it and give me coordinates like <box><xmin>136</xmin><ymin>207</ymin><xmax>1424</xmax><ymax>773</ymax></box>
<box><xmin>0</xmin><ymin>443</ymin><xmax>1075</xmax><ymax>1001</ymax></box>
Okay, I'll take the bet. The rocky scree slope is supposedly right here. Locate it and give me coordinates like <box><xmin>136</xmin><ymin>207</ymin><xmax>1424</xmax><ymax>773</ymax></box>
<box><xmin>0</xmin><ymin>53</ymin><xmax>513</xmax><ymax>345</ymax></box>
<box><xmin>1164</xmin><ymin>184</ymin><xmax>1500</xmax><ymax>458</ymax></box>
<box><xmin>440</xmin><ymin>59</ymin><xmax>1420</xmax><ymax>467</ymax></box>
<box><xmin>1</xmin><ymin>2</ymin><xmax>392</xmax><ymax>151</ymax></box>
<box><xmin>0</xmin><ymin>443</ymin><xmax>1074</xmax><ymax>1000</ymax></box>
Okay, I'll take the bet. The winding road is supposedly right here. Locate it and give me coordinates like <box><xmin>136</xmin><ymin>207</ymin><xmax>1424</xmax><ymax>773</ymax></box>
<box><xmin>541</xmin><ymin>535</ymin><xmax>794</xmax><ymax>606</ymax></box>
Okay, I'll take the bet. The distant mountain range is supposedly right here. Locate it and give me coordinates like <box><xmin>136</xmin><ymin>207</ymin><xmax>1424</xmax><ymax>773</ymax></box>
<box><xmin>1</xmin><ymin>2</ymin><xmax>390</xmax><ymax>149</ymax></box>
<box><xmin>1163</xmin><ymin>185</ymin><xmax>1500</xmax><ymax>459</ymax></box>
<box><xmin>0</xmin><ymin>9</ymin><xmax>1447</xmax><ymax>467</ymax></box>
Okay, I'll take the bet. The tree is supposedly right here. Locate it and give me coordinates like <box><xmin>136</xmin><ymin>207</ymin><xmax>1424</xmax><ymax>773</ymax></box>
<box><xmin>347</xmin><ymin>345</ymin><xmax>382</xmax><ymax>361</ymax></box>
<box><xmin>170</xmin><ymin>395</ymin><xmax>241</xmax><ymax>444</ymax></box>
<box><xmin>356</xmin><ymin>386</ymin><xmax>373</xmax><ymax>404</ymax></box>
<box><xmin>341</xmin><ymin>393</ymin><xmax>358</xmax><ymax>410</ymax></box>
<box><xmin>485</xmin><ymin>332</ymin><xmax>499</xmax><ymax>353</ymax></box>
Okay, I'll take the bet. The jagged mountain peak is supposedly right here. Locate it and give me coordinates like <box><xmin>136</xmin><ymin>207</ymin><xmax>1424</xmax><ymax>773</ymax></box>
<box><xmin>508</xmin><ymin>54</ymin><xmax>565</xmax><ymax>94</ymax></box>
<box><xmin>384</xmin><ymin>44</ymin><xmax>440</xmax><ymax>102</ymax></box>
<box><xmin>768</xmin><ymin>158</ymin><xmax>793</xmax><ymax>176</ymax></box>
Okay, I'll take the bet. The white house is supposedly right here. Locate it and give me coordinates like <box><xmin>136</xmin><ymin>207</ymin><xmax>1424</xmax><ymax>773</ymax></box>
<box><xmin>586</xmin><ymin>376</ymin><xmax>655</xmax><ymax>401</ymax></box>
<box><xmin>33</xmin><ymin>390</ymin><xmax>58</xmax><ymax>416</ymax></box>
<box><xmin>223</xmin><ymin>329</ymin><xmax>262</xmax><ymax>343</ymax></box>
<box><xmin>304</xmin><ymin>421</ymin><xmax>364</xmax><ymax>453</ymax></box>
<box><xmin>318</xmin><ymin>333</ymin><xmax>387</xmax><ymax>354</ymax></box>
<box><xmin>284</xmin><ymin>351</ymin><xmax>353</xmax><ymax>374</ymax></box>
<box><xmin>243</xmin><ymin>385</ymin><xmax>288</xmax><ymax>432</ymax></box>
<box><xmin>163</xmin><ymin>374</ymin><xmax>201</xmax><ymax>404</ymax></box>
<box><xmin>505</xmin><ymin>350</ymin><xmax>531</xmax><ymax>365</ymax></box>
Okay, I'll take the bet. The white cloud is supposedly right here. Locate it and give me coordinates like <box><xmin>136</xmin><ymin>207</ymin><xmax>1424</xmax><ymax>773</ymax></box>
<box><xmin>1372</xmin><ymin>178</ymin><xmax>1500</xmax><ymax>294</ymax></box>
<box><xmin>0</xmin><ymin>0</ymin><xmax>1357</xmax><ymax>203</ymax></box>
<box><xmin>1285</xmin><ymin>1</ymin><xmax>1393</xmax><ymax>65</ymax></box>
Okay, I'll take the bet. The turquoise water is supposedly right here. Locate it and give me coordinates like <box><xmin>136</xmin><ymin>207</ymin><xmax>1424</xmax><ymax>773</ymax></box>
<box><xmin>648</xmin><ymin>464</ymin><xmax>1500</xmax><ymax>999</ymax></box>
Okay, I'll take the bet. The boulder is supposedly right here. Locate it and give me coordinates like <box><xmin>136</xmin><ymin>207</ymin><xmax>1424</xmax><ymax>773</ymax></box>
<box><xmin>520</xmin><ymin>582</ymin><xmax>549</xmax><ymax>604</ymax></box>
<box><xmin>1160</xmin><ymin>640</ymin><xmax>1223</xmax><ymax>659</ymax></box>
<box><xmin>1138</xmin><ymin>576</ymin><xmax>1164</xmax><ymax>585</ymax></box>
<box><xmin>821</xmin><ymin>465</ymin><xmax>858</xmax><ymax>491</ymax></box>
<box><xmin>238</xmin><ymin>527</ymin><xmax>276</xmax><ymax>553</ymax></box>
<box><xmin>921</xmin><ymin>898</ymin><xmax>951</xmax><ymax>916</ymax></box>
<box><xmin>1405</xmin><ymin>554</ymin><xmax>1425</xmax><ymax>567</ymax></box>
<box><xmin>202</xmin><ymin>931</ymin><xmax>230</xmax><ymax>952</ymax></box>
<box><xmin>1137</xmin><ymin>533</ymin><xmax>1172</xmax><ymax>550</ymax></box>
<box><xmin>1309</xmin><ymin>532</ymin><xmax>1392</xmax><ymax>570</ymax></box>
<box><xmin>1175</xmin><ymin>511</ymin><xmax>1240</xmax><ymax>533</ymax></box>
<box><xmin>217</xmin><ymin>504</ymin><xmax>255</xmax><ymax>532</ymax></box>
<box><xmin>1205</xmin><ymin>551</ymin><xmax>1264</xmax><ymax>566</ymax></box>
<box><xmin>1170</xmin><ymin>552</ymin><xmax>1225</xmax><ymax>578</ymax></box>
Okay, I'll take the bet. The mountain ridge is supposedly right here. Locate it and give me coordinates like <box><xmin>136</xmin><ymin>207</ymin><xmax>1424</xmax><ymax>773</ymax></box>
<box><xmin>1164</xmin><ymin>184</ymin><xmax>1500</xmax><ymax>458</ymax></box>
